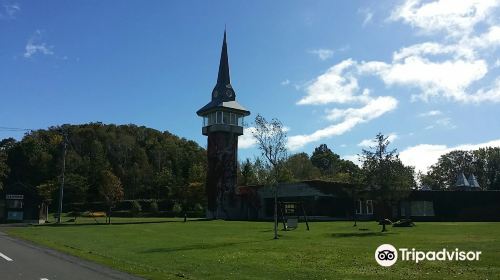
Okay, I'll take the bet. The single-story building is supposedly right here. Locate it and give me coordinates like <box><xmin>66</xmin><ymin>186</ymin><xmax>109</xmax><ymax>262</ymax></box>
<box><xmin>0</xmin><ymin>182</ymin><xmax>48</xmax><ymax>224</ymax></box>
<box><xmin>235</xmin><ymin>180</ymin><xmax>500</xmax><ymax>222</ymax></box>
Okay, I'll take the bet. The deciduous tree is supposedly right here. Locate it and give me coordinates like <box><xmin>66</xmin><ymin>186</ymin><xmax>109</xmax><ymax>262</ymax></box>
<box><xmin>252</xmin><ymin>114</ymin><xmax>288</xmax><ymax>239</ymax></box>
<box><xmin>98</xmin><ymin>170</ymin><xmax>124</xmax><ymax>224</ymax></box>
<box><xmin>360</xmin><ymin>133</ymin><xmax>415</xmax><ymax>232</ymax></box>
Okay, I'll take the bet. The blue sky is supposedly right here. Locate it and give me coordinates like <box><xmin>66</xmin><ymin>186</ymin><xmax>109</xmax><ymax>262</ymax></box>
<box><xmin>1</xmin><ymin>0</ymin><xmax>500</xmax><ymax>173</ymax></box>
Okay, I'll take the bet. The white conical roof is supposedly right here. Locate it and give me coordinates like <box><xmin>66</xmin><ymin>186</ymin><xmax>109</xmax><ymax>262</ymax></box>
<box><xmin>455</xmin><ymin>172</ymin><xmax>470</xmax><ymax>187</ymax></box>
<box><xmin>468</xmin><ymin>174</ymin><xmax>480</xmax><ymax>188</ymax></box>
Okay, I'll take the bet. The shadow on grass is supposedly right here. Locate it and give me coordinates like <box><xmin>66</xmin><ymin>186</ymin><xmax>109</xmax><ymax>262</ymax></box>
<box><xmin>140</xmin><ymin>240</ymin><xmax>264</xmax><ymax>254</ymax></box>
<box><xmin>40</xmin><ymin>218</ymin><xmax>213</xmax><ymax>227</ymax></box>
<box><xmin>330</xmin><ymin>231</ymin><xmax>397</xmax><ymax>238</ymax></box>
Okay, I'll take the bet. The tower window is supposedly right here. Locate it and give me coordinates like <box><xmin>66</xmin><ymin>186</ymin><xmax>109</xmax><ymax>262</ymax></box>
<box><xmin>230</xmin><ymin>113</ymin><xmax>236</xmax><ymax>125</ymax></box>
<box><xmin>207</xmin><ymin>113</ymin><xmax>214</xmax><ymax>126</ymax></box>
<box><xmin>223</xmin><ymin>111</ymin><xmax>229</xmax><ymax>124</ymax></box>
<box><xmin>216</xmin><ymin>111</ymin><xmax>222</xmax><ymax>124</ymax></box>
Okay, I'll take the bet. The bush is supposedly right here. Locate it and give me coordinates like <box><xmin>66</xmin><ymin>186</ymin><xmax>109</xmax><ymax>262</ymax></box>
<box><xmin>150</xmin><ymin>201</ymin><xmax>159</xmax><ymax>214</ymax></box>
<box><xmin>131</xmin><ymin>200</ymin><xmax>142</xmax><ymax>216</ymax></box>
<box><xmin>194</xmin><ymin>203</ymin><xmax>204</xmax><ymax>212</ymax></box>
<box><xmin>172</xmin><ymin>203</ymin><xmax>183</xmax><ymax>215</ymax></box>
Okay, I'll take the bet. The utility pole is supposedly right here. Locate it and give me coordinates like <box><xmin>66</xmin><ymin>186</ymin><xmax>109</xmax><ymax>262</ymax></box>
<box><xmin>57</xmin><ymin>133</ymin><xmax>67</xmax><ymax>224</ymax></box>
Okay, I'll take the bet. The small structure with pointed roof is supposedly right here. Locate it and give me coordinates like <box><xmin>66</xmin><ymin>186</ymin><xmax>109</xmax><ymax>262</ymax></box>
<box><xmin>467</xmin><ymin>174</ymin><xmax>481</xmax><ymax>190</ymax></box>
<box><xmin>455</xmin><ymin>172</ymin><xmax>470</xmax><ymax>188</ymax></box>
<box><xmin>454</xmin><ymin>172</ymin><xmax>482</xmax><ymax>191</ymax></box>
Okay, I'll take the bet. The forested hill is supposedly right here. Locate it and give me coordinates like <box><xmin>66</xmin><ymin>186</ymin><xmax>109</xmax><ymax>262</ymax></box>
<box><xmin>0</xmin><ymin>123</ymin><xmax>206</xmax><ymax>203</ymax></box>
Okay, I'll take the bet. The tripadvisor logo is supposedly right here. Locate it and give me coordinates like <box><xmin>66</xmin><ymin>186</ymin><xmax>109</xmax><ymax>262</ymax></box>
<box><xmin>375</xmin><ymin>244</ymin><xmax>482</xmax><ymax>267</ymax></box>
<box><xmin>375</xmin><ymin>244</ymin><xmax>398</xmax><ymax>267</ymax></box>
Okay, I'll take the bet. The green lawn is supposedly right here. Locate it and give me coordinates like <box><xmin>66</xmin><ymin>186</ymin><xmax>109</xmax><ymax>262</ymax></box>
<box><xmin>5</xmin><ymin>217</ymin><xmax>500</xmax><ymax>279</ymax></box>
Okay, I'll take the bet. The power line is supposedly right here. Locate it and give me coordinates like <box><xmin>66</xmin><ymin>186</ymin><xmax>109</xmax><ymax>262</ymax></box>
<box><xmin>0</xmin><ymin>126</ymin><xmax>33</xmax><ymax>132</ymax></box>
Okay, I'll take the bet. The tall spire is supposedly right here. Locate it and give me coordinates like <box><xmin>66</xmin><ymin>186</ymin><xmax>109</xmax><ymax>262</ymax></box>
<box><xmin>216</xmin><ymin>29</ymin><xmax>230</xmax><ymax>85</ymax></box>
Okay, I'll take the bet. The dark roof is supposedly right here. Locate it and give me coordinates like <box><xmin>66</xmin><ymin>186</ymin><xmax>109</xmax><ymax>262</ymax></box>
<box><xmin>4</xmin><ymin>182</ymin><xmax>39</xmax><ymax>199</ymax></box>
<box><xmin>197</xmin><ymin>30</ymin><xmax>250</xmax><ymax>117</ymax></box>
<box><xmin>217</xmin><ymin>30</ymin><xmax>230</xmax><ymax>86</ymax></box>
<box><xmin>197</xmin><ymin>100</ymin><xmax>250</xmax><ymax>116</ymax></box>
<box><xmin>301</xmin><ymin>180</ymin><xmax>355</xmax><ymax>196</ymax></box>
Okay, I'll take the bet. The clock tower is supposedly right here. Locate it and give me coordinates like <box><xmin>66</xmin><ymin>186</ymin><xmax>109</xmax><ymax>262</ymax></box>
<box><xmin>196</xmin><ymin>30</ymin><xmax>250</xmax><ymax>219</ymax></box>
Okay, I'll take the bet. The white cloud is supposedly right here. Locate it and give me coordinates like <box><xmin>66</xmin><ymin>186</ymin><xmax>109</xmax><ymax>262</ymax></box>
<box><xmin>495</xmin><ymin>59</ymin><xmax>500</xmax><ymax>68</ymax></box>
<box><xmin>435</xmin><ymin>117</ymin><xmax>457</xmax><ymax>129</ymax></box>
<box><xmin>424</xmin><ymin>115</ymin><xmax>457</xmax><ymax>130</ymax></box>
<box><xmin>390</xmin><ymin>0</ymin><xmax>500</xmax><ymax>37</ymax></box>
<box><xmin>372</xmin><ymin>56</ymin><xmax>488</xmax><ymax>102</ymax></box>
<box><xmin>342</xmin><ymin>154</ymin><xmax>362</xmax><ymax>166</ymax></box>
<box><xmin>288</xmin><ymin>96</ymin><xmax>398</xmax><ymax>150</ymax></box>
<box><xmin>24</xmin><ymin>30</ymin><xmax>54</xmax><ymax>58</ymax></box>
<box><xmin>24</xmin><ymin>42</ymin><xmax>53</xmax><ymax>58</ymax></box>
<box><xmin>464</xmin><ymin>77</ymin><xmax>500</xmax><ymax>103</ymax></box>
<box><xmin>290</xmin><ymin>0</ymin><xmax>500</xmax><ymax>153</ymax></box>
<box><xmin>0</xmin><ymin>2</ymin><xmax>20</xmax><ymax>19</ymax></box>
<box><xmin>392</xmin><ymin>42</ymin><xmax>474</xmax><ymax>61</ymax></box>
<box><xmin>359</xmin><ymin>8</ymin><xmax>374</xmax><ymax>26</ymax></box>
<box><xmin>280</xmin><ymin>79</ymin><xmax>290</xmax><ymax>86</ymax></box>
<box><xmin>308</xmin><ymin>49</ymin><xmax>334</xmax><ymax>61</ymax></box>
<box><xmin>357</xmin><ymin>139</ymin><xmax>375</xmax><ymax>148</ymax></box>
<box><xmin>380</xmin><ymin>0</ymin><xmax>500</xmax><ymax>103</ymax></box>
<box><xmin>418</xmin><ymin>110</ymin><xmax>442</xmax><ymax>117</ymax></box>
<box><xmin>239</xmin><ymin>127</ymin><xmax>257</xmax><ymax>149</ymax></box>
<box><xmin>239</xmin><ymin>126</ymin><xmax>291</xmax><ymax>150</ymax></box>
<box><xmin>358</xmin><ymin>133</ymin><xmax>398</xmax><ymax>148</ymax></box>
<box><xmin>297</xmin><ymin>59</ymin><xmax>371</xmax><ymax>105</ymax></box>
<box><xmin>467</xmin><ymin>25</ymin><xmax>500</xmax><ymax>50</ymax></box>
<box><xmin>400</xmin><ymin>138</ymin><xmax>500</xmax><ymax>173</ymax></box>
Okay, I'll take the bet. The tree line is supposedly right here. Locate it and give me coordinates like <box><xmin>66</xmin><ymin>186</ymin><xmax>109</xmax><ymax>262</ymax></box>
<box><xmin>419</xmin><ymin>148</ymin><xmax>500</xmax><ymax>190</ymax></box>
<box><xmin>0</xmin><ymin>123</ymin><xmax>207</xmax><ymax>212</ymax></box>
<box><xmin>1</xmin><ymin>121</ymin><xmax>498</xmax><ymax>218</ymax></box>
<box><xmin>239</xmin><ymin>137</ymin><xmax>500</xmax><ymax>191</ymax></box>
<box><xmin>238</xmin><ymin>143</ymin><xmax>362</xmax><ymax>186</ymax></box>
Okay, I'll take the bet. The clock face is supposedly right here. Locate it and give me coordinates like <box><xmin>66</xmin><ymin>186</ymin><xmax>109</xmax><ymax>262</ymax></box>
<box><xmin>212</xmin><ymin>90</ymin><xmax>219</xmax><ymax>99</ymax></box>
<box><xmin>226</xmin><ymin>90</ymin><xmax>233</xmax><ymax>98</ymax></box>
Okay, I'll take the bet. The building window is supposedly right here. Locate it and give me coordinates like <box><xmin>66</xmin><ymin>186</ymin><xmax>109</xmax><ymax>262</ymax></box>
<box><xmin>284</xmin><ymin>203</ymin><xmax>296</xmax><ymax>215</ymax></box>
<box><xmin>410</xmin><ymin>201</ymin><xmax>435</xmax><ymax>216</ymax></box>
<box><xmin>366</xmin><ymin>200</ymin><xmax>374</xmax><ymax>215</ymax></box>
<box><xmin>230</xmin><ymin>113</ymin><xmax>236</xmax><ymax>125</ymax></box>
<box><xmin>216</xmin><ymin>111</ymin><xmax>222</xmax><ymax>124</ymax></box>
<box><xmin>6</xmin><ymin>199</ymin><xmax>23</xmax><ymax>209</ymax></box>
<box><xmin>356</xmin><ymin>200</ymin><xmax>363</xmax><ymax>215</ymax></box>
<box><xmin>207</xmin><ymin>113</ymin><xmax>213</xmax><ymax>125</ymax></box>
<box><xmin>223</xmin><ymin>111</ymin><xmax>229</xmax><ymax>124</ymax></box>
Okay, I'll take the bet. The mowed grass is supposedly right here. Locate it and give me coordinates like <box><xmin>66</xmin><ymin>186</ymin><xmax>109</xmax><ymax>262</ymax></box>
<box><xmin>5</xmin><ymin>218</ymin><xmax>500</xmax><ymax>280</ymax></box>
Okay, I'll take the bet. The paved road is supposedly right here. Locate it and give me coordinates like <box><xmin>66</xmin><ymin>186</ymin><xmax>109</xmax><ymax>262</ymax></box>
<box><xmin>0</xmin><ymin>230</ymin><xmax>143</xmax><ymax>280</ymax></box>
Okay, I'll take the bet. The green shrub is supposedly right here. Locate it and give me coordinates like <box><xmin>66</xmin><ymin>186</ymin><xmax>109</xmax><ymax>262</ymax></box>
<box><xmin>150</xmin><ymin>201</ymin><xmax>159</xmax><ymax>214</ymax></box>
<box><xmin>194</xmin><ymin>203</ymin><xmax>204</xmax><ymax>212</ymax></box>
<box><xmin>131</xmin><ymin>200</ymin><xmax>142</xmax><ymax>216</ymax></box>
<box><xmin>172</xmin><ymin>203</ymin><xmax>183</xmax><ymax>215</ymax></box>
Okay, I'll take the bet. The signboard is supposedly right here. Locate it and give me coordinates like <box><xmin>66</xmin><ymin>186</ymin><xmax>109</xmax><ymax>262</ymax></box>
<box><xmin>7</xmin><ymin>211</ymin><xmax>23</xmax><ymax>221</ymax></box>
<box><xmin>6</xmin><ymin>194</ymin><xmax>24</xmax><ymax>200</ymax></box>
